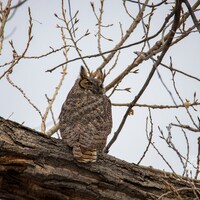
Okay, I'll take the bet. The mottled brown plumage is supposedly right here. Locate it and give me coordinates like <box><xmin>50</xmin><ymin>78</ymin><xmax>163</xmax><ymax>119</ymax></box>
<box><xmin>59</xmin><ymin>66</ymin><xmax>112</xmax><ymax>163</ymax></box>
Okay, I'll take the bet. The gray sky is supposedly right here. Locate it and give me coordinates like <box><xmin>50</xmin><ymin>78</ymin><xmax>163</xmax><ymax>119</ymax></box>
<box><xmin>1</xmin><ymin>0</ymin><xmax>200</xmax><ymax>177</ymax></box>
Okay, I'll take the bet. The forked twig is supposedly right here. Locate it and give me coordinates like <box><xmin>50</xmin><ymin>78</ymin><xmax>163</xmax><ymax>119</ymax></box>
<box><xmin>6</xmin><ymin>8</ymin><xmax>42</xmax><ymax>120</ymax></box>
<box><xmin>137</xmin><ymin>108</ymin><xmax>153</xmax><ymax>165</ymax></box>
<box><xmin>42</xmin><ymin>28</ymin><xmax>69</xmax><ymax>134</ymax></box>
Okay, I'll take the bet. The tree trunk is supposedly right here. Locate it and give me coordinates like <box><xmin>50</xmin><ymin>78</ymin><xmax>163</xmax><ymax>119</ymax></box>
<box><xmin>0</xmin><ymin>117</ymin><xmax>199</xmax><ymax>200</ymax></box>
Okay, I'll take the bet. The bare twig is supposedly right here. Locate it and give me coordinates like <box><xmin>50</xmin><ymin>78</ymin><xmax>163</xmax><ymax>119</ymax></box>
<box><xmin>148</xmin><ymin>113</ymin><xmax>175</xmax><ymax>174</ymax></box>
<box><xmin>150</xmin><ymin>136</ymin><xmax>176</xmax><ymax>174</ymax></box>
<box><xmin>182</xmin><ymin>127</ymin><xmax>190</xmax><ymax>177</ymax></box>
<box><xmin>6</xmin><ymin>71</ymin><xmax>43</xmax><ymax>119</ymax></box>
<box><xmin>171</xmin><ymin>72</ymin><xmax>199</xmax><ymax>130</ymax></box>
<box><xmin>45</xmin><ymin>94</ymin><xmax>60</xmax><ymax>138</ymax></box>
<box><xmin>24</xmin><ymin>45</ymin><xmax>74</xmax><ymax>59</ymax></box>
<box><xmin>91</xmin><ymin>0</ymin><xmax>107</xmax><ymax>61</ymax></box>
<box><xmin>61</xmin><ymin>0</ymin><xmax>89</xmax><ymax>72</ymax></box>
<box><xmin>106</xmin><ymin>50</ymin><xmax>121</xmax><ymax>77</ymax></box>
<box><xmin>159</xmin><ymin>122</ymin><xmax>198</xmax><ymax>176</ymax></box>
<box><xmin>171</xmin><ymin>123</ymin><xmax>200</xmax><ymax>132</ymax></box>
<box><xmin>137</xmin><ymin>108</ymin><xmax>176</xmax><ymax>172</ymax></box>
<box><xmin>0</xmin><ymin>0</ymin><xmax>12</xmax><ymax>53</ymax></box>
<box><xmin>125</xmin><ymin>0</ymin><xmax>168</xmax><ymax>8</ymax></box>
<box><xmin>10</xmin><ymin>0</ymin><xmax>28</xmax><ymax>10</ymax></box>
<box><xmin>5</xmin><ymin>8</ymin><xmax>43</xmax><ymax>120</ymax></box>
<box><xmin>41</xmin><ymin>66</ymin><xmax>67</xmax><ymax>133</ymax></box>
<box><xmin>122</xmin><ymin>0</ymin><xmax>135</xmax><ymax>20</ymax></box>
<box><xmin>137</xmin><ymin>108</ymin><xmax>153</xmax><ymax>165</ymax></box>
<box><xmin>159</xmin><ymin>125</ymin><xmax>190</xmax><ymax>176</ymax></box>
<box><xmin>41</xmin><ymin>28</ymin><xmax>68</xmax><ymax>133</ymax></box>
<box><xmin>150</xmin><ymin>56</ymin><xmax>200</xmax><ymax>82</ymax></box>
<box><xmin>112</xmin><ymin>102</ymin><xmax>200</xmax><ymax>109</ymax></box>
<box><xmin>67</xmin><ymin>0</ymin><xmax>75</xmax><ymax>37</ymax></box>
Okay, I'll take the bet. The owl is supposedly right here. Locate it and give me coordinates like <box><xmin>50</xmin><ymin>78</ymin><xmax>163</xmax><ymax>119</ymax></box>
<box><xmin>59</xmin><ymin>66</ymin><xmax>112</xmax><ymax>163</ymax></box>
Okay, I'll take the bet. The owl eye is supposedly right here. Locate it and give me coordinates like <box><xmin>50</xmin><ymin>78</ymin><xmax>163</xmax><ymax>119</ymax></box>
<box><xmin>79</xmin><ymin>79</ymin><xmax>93</xmax><ymax>89</ymax></box>
<box><xmin>85</xmin><ymin>80</ymin><xmax>93</xmax><ymax>86</ymax></box>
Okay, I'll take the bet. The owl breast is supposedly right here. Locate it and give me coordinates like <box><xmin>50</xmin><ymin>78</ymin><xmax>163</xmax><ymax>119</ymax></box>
<box><xmin>59</xmin><ymin>79</ymin><xmax>112</xmax><ymax>163</ymax></box>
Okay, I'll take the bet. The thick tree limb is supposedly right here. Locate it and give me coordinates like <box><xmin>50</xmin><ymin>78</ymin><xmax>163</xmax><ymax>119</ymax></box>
<box><xmin>0</xmin><ymin>116</ymin><xmax>200</xmax><ymax>200</ymax></box>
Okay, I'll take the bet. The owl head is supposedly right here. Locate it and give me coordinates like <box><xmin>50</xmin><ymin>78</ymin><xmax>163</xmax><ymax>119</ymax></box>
<box><xmin>79</xmin><ymin>66</ymin><xmax>105</xmax><ymax>94</ymax></box>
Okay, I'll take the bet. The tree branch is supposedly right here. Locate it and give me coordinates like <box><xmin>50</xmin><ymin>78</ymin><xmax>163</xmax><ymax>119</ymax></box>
<box><xmin>182</xmin><ymin>0</ymin><xmax>200</xmax><ymax>34</ymax></box>
<box><xmin>0</xmin><ymin>116</ymin><xmax>200</xmax><ymax>200</ymax></box>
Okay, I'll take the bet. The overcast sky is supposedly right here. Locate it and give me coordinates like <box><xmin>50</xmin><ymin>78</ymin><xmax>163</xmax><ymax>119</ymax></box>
<box><xmin>1</xmin><ymin>0</ymin><xmax>200</xmax><ymax>177</ymax></box>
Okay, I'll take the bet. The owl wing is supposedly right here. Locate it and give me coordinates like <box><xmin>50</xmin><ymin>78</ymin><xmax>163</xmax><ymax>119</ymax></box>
<box><xmin>59</xmin><ymin>81</ymin><xmax>83</xmax><ymax>147</ymax></box>
<box><xmin>104</xmin><ymin>96</ymin><xmax>112</xmax><ymax>135</ymax></box>
<box><xmin>78</xmin><ymin>95</ymin><xmax>112</xmax><ymax>151</ymax></box>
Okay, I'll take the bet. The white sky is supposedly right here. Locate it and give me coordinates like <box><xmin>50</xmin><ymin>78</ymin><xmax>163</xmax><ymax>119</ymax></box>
<box><xmin>1</xmin><ymin>0</ymin><xmax>200</xmax><ymax>177</ymax></box>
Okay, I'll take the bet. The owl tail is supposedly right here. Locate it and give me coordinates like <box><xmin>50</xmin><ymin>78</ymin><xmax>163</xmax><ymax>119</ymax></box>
<box><xmin>73</xmin><ymin>144</ymin><xmax>97</xmax><ymax>163</ymax></box>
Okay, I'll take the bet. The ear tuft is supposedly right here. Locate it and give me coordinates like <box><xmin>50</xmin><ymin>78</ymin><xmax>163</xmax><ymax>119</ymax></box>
<box><xmin>80</xmin><ymin>66</ymin><xmax>88</xmax><ymax>79</ymax></box>
<box><xmin>96</xmin><ymin>69</ymin><xmax>105</xmax><ymax>82</ymax></box>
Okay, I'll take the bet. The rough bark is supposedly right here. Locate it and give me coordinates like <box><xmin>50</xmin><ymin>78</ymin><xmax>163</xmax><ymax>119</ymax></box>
<box><xmin>0</xmin><ymin>116</ymin><xmax>199</xmax><ymax>200</ymax></box>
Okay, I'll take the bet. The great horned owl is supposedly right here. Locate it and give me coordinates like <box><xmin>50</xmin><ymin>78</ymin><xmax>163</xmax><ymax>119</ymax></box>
<box><xmin>59</xmin><ymin>66</ymin><xmax>112</xmax><ymax>163</ymax></box>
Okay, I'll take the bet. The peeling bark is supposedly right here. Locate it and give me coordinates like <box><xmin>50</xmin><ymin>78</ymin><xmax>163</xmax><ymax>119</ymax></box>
<box><xmin>0</xmin><ymin>117</ymin><xmax>199</xmax><ymax>200</ymax></box>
